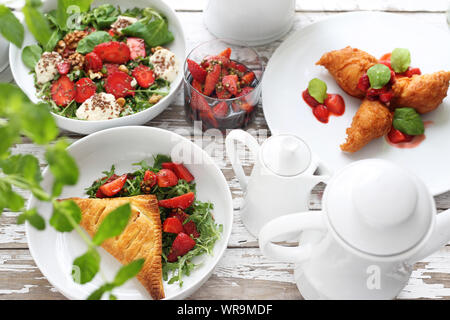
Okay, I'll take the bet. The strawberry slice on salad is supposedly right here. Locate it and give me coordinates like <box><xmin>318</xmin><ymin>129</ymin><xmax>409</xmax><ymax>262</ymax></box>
<box><xmin>169</xmin><ymin>209</ymin><xmax>200</xmax><ymax>239</ymax></box>
<box><xmin>132</xmin><ymin>64</ymin><xmax>155</xmax><ymax>88</ymax></box>
<box><xmin>84</xmin><ymin>52</ymin><xmax>103</xmax><ymax>72</ymax></box>
<box><xmin>167</xmin><ymin>232</ymin><xmax>196</xmax><ymax>262</ymax></box>
<box><xmin>158</xmin><ymin>192</ymin><xmax>195</xmax><ymax>210</ymax></box>
<box><xmin>104</xmin><ymin>71</ymin><xmax>135</xmax><ymax>98</ymax></box>
<box><xmin>74</xmin><ymin>78</ymin><xmax>97</xmax><ymax>103</ymax></box>
<box><xmin>98</xmin><ymin>174</ymin><xmax>127</xmax><ymax>197</ymax></box>
<box><xmin>161</xmin><ymin>163</ymin><xmax>195</xmax><ymax>183</ymax></box>
<box><xmin>57</xmin><ymin>61</ymin><xmax>71</xmax><ymax>75</ymax></box>
<box><xmin>93</xmin><ymin>41</ymin><xmax>131</xmax><ymax>64</ymax></box>
<box><xmin>126</xmin><ymin>37</ymin><xmax>146</xmax><ymax>60</ymax></box>
<box><xmin>163</xmin><ymin>217</ymin><xmax>184</xmax><ymax>234</ymax></box>
<box><xmin>51</xmin><ymin>75</ymin><xmax>75</xmax><ymax>107</ymax></box>
<box><xmin>157</xmin><ymin>169</ymin><xmax>179</xmax><ymax>187</ymax></box>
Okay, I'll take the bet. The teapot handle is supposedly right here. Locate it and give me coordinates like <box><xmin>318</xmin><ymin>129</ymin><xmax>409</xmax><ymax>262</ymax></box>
<box><xmin>259</xmin><ymin>211</ymin><xmax>327</xmax><ymax>264</ymax></box>
<box><xmin>225</xmin><ymin>129</ymin><xmax>260</xmax><ymax>191</ymax></box>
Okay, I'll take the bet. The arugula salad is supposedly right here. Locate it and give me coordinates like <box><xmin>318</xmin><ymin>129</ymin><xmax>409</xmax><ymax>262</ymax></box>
<box><xmin>22</xmin><ymin>1</ymin><xmax>179</xmax><ymax>120</ymax></box>
<box><xmin>86</xmin><ymin>155</ymin><xmax>222</xmax><ymax>286</ymax></box>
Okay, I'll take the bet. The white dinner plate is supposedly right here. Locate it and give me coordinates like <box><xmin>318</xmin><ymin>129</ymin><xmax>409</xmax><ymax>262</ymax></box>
<box><xmin>26</xmin><ymin>126</ymin><xmax>233</xmax><ymax>300</ymax></box>
<box><xmin>262</xmin><ymin>12</ymin><xmax>450</xmax><ymax>196</ymax></box>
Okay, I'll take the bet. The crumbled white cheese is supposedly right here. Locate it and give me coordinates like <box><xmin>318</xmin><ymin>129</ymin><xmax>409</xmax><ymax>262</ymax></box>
<box><xmin>76</xmin><ymin>93</ymin><xmax>122</xmax><ymax>121</ymax></box>
<box><xmin>35</xmin><ymin>52</ymin><xmax>63</xmax><ymax>84</ymax></box>
<box><xmin>111</xmin><ymin>16</ymin><xmax>138</xmax><ymax>35</ymax></box>
<box><xmin>149</xmin><ymin>48</ymin><xmax>179</xmax><ymax>82</ymax></box>
<box><xmin>130</xmin><ymin>78</ymin><xmax>137</xmax><ymax>87</ymax></box>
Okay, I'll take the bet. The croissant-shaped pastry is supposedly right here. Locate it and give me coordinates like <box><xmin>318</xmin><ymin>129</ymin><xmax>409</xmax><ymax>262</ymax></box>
<box><xmin>340</xmin><ymin>99</ymin><xmax>393</xmax><ymax>153</ymax></box>
<box><xmin>316</xmin><ymin>46</ymin><xmax>378</xmax><ymax>98</ymax></box>
<box><xmin>69</xmin><ymin>195</ymin><xmax>164</xmax><ymax>300</ymax></box>
<box><xmin>391</xmin><ymin>71</ymin><xmax>450</xmax><ymax>114</ymax></box>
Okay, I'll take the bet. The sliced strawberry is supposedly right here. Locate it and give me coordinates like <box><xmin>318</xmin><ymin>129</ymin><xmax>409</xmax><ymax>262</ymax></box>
<box><xmin>163</xmin><ymin>217</ymin><xmax>184</xmax><ymax>234</ymax></box>
<box><xmin>200</xmin><ymin>109</ymin><xmax>219</xmax><ymax>128</ymax></box>
<box><xmin>357</xmin><ymin>74</ymin><xmax>370</xmax><ymax>93</ymax></box>
<box><xmin>216</xmin><ymin>87</ymin><xmax>232</xmax><ymax>99</ymax></box>
<box><xmin>93</xmin><ymin>41</ymin><xmax>131</xmax><ymax>64</ymax></box>
<box><xmin>388</xmin><ymin>127</ymin><xmax>414</xmax><ymax>144</ymax></box>
<box><xmin>201</xmin><ymin>55</ymin><xmax>230</xmax><ymax>69</ymax></box>
<box><xmin>190</xmin><ymin>89</ymin><xmax>211</xmax><ymax>112</ymax></box>
<box><xmin>107</xmin><ymin>28</ymin><xmax>115</xmax><ymax>37</ymax></box>
<box><xmin>167</xmin><ymin>232</ymin><xmax>196</xmax><ymax>262</ymax></box>
<box><xmin>169</xmin><ymin>210</ymin><xmax>200</xmax><ymax>238</ymax></box>
<box><xmin>405</xmin><ymin>67</ymin><xmax>421</xmax><ymax>78</ymax></box>
<box><xmin>218</xmin><ymin>47</ymin><xmax>231</xmax><ymax>59</ymax></box>
<box><xmin>161</xmin><ymin>162</ymin><xmax>176</xmax><ymax>170</ymax></box>
<box><xmin>324</xmin><ymin>94</ymin><xmax>345</xmax><ymax>115</ymax></box>
<box><xmin>99</xmin><ymin>174</ymin><xmax>127</xmax><ymax>197</ymax></box>
<box><xmin>74</xmin><ymin>78</ymin><xmax>97</xmax><ymax>103</ymax></box>
<box><xmin>57</xmin><ymin>61</ymin><xmax>71</xmax><ymax>75</ymax></box>
<box><xmin>241</xmin><ymin>72</ymin><xmax>255</xmax><ymax>85</ymax></box>
<box><xmin>240</xmin><ymin>103</ymin><xmax>254</xmax><ymax>113</ymax></box>
<box><xmin>95</xmin><ymin>188</ymin><xmax>105</xmax><ymax>198</ymax></box>
<box><xmin>213</xmin><ymin>101</ymin><xmax>229</xmax><ymax>118</ymax></box>
<box><xmin>229</xmin><ymin>61</ymin><xmax>247</xmax><ymax>73</ymax></box>
<box><xmin>379</xmin><ymin>90</ymin><xmax>394</xmax><ymax>104</ymax></box>
<box><xmin>379</xmin><ymin>60</ymin><xmax>393</xmax><ymax>71</ymax></box>
<box><xmin>103</xmin><ymin>63</ymin><xmax>120</xmax><ymax>76</ymax></box>
<box><xmin>84</xmin><ymin>52</ymin><xmax>103</xmax><ymax>72</ymax></box>
<box><xmin>222</xmin><ymin>74</ymin><xmax>238</xmax><ymax>96</ymax></box>
<box><xmin>132</xmin><ymin>64</ymin><xmax>155</xmax><ymax>88</ymax></box>
<box><xmin>51</xmin><ymin>75</ymin><xmax>75</xmax><ymax>107</ymax></box>
<box><xmin>172</xmin><ymin>163</ymin><xmax>195</xmax><ymax>183</ymax></box>
<box><xmin>187</xmin><ymin>59</ymin><xmax>207</xmax><ymax>83</ymax></box>
<box><xmin>126</xmin><ymin>37</ymin><xmax>146</xmax><ymax>60</ymax></box>
<box><xmin>159</xmin><ymin>192</ymin><xmax>195</xmax><ymax>210</ymax></box>
<box><xmin>313</xmin><ymin>105</ymin><xmax>329</xmax><ymax>123</ymax></box>
<box><xmin>203</xmin><ymin>64</ymin><xmax>221</xmax><ymax>96</ymax></box>
<box><xmin>236</xmin><ymin>86</ymin><xmax>253</xmax><ymax>97</ymax></box>
<box><xmin>157</xmin><ymin>169</ymin><xmax>178</xmax><ymax>188</ymax></box>
<box><xmin>302</xmin><ymin>89</ymin><xmax>320</xmax><ymax>108</ymax></box>
<box><xmin>191</xmin><ymin>79</ymin><xmax>203</xmax><ymax>93</ymax></box>
<box><xmin>143</xmin><ymin>170</ymin><xmax>157</xmax><ymax>187</ymax></box>
<box><xmin>105</xmin><ymin>71</ymin><xmax>134</xmax><ymax>98</ymax></box>
<box><xmin>380</xmin><ymin>53</ymin><xmax>392</xmax><ymax>61</ymax></box>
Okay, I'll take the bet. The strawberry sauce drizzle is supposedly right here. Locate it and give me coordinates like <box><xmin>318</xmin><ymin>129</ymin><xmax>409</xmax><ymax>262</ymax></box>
<box><xmin>386</xmin><ymin>121</ymin><xmax>433</xmax><ymax>149</ymax></box>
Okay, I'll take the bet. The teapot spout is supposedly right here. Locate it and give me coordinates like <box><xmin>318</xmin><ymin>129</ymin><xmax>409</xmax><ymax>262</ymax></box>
<box><xmin>408</xmin><ymin>208</ymin><xmax>450</xmax><ymax>264</ymax></box>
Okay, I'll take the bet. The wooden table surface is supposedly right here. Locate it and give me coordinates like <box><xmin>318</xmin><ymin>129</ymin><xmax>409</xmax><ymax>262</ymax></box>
<box><xmin>1</xmin><ymin>0</ymin><xmax>450</xmax><ymax>300</ymax></box>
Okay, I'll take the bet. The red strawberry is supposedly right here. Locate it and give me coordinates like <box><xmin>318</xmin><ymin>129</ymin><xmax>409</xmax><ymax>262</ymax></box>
<box><xmin>93</xmin><ymin>41</ymin><xmax>131</xmax><ymax>64</ymax></box>
<box><xmin>57</xmin><ymin>61</ymin><xmax>71</xmax><ymax>75</ymax></box>
<box><xmin>405</xmin><ymin>67</ymin><xmax>421</xmax><ymax>78</ymax></box>
<box><xmin>191</xmin><ymin>79</ymin><xmax>203</xmax><ymax>93</ymax></box>
<box><xmin>229</xmin><ymin>61</ymin><xmax>247</xmax><ymax>73</ymax></box>
<box><xmin>51</xmin><ymin>75</ymin><xmax>75</xmax><ymax>107</ymax></box>
<box><xmin>163</xmin><ymin>217</ymin><xmax>184</xmax><ymax>234</ymax></box>
<box><xmin>379</xmin><ymin>60</ymin><xmax>393</xmax><ymax>71</ymax></box>
<box><xmin>222</xmin><ymin>74</ymin><xmax>238</xmax><ymax>95</ymax></box>
<box><xmin>74</xmin><ymin>78</ymin><xmax>97</xmax><ymax>103</ymax></box>
<box><xmin>240</xmin><ymin>103</ymin><xmax>254</xmax><ymax>113</ymax></box>
<box><xmin>132</xmin><ymin>64</ymin><xmax>155</xmax><ymax>88</ymax></box>
<box><xmin>313</xmin><ymin>105</ymin><xmax>329</xmax><ymax>123</ymax></box>
<box><xmin>190</xmin><ymin>89</ymin><xmax>211</xmax><ymax>112</ymax></box>
<box><xmin>324</xmin><ymin>94</ymin><xmax>345</xmax><ymax>115</ymax></box>
<box><xmin>388</xmin><ymin>127</ymin><xmax>414</xmax><ymax>143</ymax></box>
<box><xmin>107</xmin><ymin>28</ymin><xmax>115</xmax><ymax>37</ymax></box>
<box><xmin>103</xmin><ymin>63</ymin><xmax>120</xmax><ymax>76</ymax></box>
<box><xmin>201</xmin><ymin>55</ymin><xmax>230</xmax><ymax>69</ymax></box>
<box><xmin>302</xmin><ymin>89</ymin><xmax>320</xmax><ymax>108</ymax></box>
<box><xmin>357</xmin><ymin>74</ymin><xmax>370</xmax><ymax>93</ymax></box>
<box><xmin>161</xmin><ymin>162</ymin><xmax>175</xmax><ymax>170</ymax></box>
<box><xmin>157</xmin><ymin>169</ymin><xmax>178</xmax><ymax>188</ymax></box>
<box><xmin>216</xmin><ymin>87</ymin><xmax>232</xmax><ymax>99</ymax></box>
<box><xmin>167</xmin><ymin>232</ymin><xmax>196</xmax><ymax>262</ymax></box>
<box><xmin>379</xmin><ymin>90</ymin><xmax>394</xmax><ymax>104</ymax></box>
<box><xmin>200</xmin><ymin>110</ymin><xmax>219</xmax><ymax>128</ymax></box>
<box><xmin>84</xmin><ymin>52</ymin><xmax>103</xmax><ymax>72</ymax></box>
<box><xmin>172</xmin><ymin>163</ymin><xmax>195</xmax><ymax>183</ymax></box>
<box><xmin>99</xmin><ymin>174</ymin><xmax>127</xmax><ymax>197</ymax></box>
<box><xmin>96</xmin><ymin>188</ymin><xmax>106</xmax><ymax>198</ymax></box>
<box><xmin>203</xmin><ymin>64</ymin><xmax>221</xmax><ymax>96</ymax></box>
<box><xmin>241</xmin><ymin>72</ymin><xmax>255</xmax><ymax>85</ymax></box>
<box><xmin>213</xmin><ymin>101</ymin><xmax>229</xmax><ymax>118</ymax></box>
<box><xmin>218</xmin><ymin>47</ymin><xmax>231</xmax><ymax>59</ymax></box>
<box><xmin>158</xmin><ymin>192</ymin><xmax>195</xmax><ymax>210</ymax></box>
<box><xmin>236</xmin><ymin>86</ymin><xmax>253</xmax><ymax>97</ymax></box>
<box><xmin>126</xmin><ymin>37</ymin><xmax>146</xmax><ymax>60</ymax></box>
<box><xmin>169</xmin><ymin>210</ymin><xmax>200</xmax><ymax>238</ymax></box>
<box><xmin>143</xmin><ymin>170</ymin><xmax>157</xmax><ymax>187</ymax></box>
<box><xmin>105</xmin><ymin>71</ymin><xmax>134</xmax><ymax>98</ymax></box>
<box><xmin>187</xmin><ymin>59</ymin><xmax>207</xmax><ymax>83</ymax></box>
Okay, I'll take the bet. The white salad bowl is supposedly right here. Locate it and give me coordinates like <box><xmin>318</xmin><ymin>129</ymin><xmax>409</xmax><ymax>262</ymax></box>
<box><xmin>26</xmin><ymin>126</ymin><xmax>233</xmax><ymax>300</ymax></box>
<box><xmin>9</xmin><ymin>0</ymin><xmax>186</xmax><ymax>135</ymax></box>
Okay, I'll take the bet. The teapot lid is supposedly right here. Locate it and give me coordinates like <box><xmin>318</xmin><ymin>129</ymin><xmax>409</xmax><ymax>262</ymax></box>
<box><xmin>261</xmin><ymin>134</ymin><xmax>312</xmax><ymax>176</ymax></box>
<box><xmin>324</xmin><ymin>159</ymin><xmax>434</xmax><ymax>257</ymax></box>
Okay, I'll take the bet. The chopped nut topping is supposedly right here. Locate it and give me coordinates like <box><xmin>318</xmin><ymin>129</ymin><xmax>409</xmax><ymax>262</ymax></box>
<box><xmin>148</xmin><ymin>95</ymin><xmax>163</xmax><ymax>104</ymax></box>
<box><xmin>118</xmin><ymin>65</ymin><xmax>129</xmax><ymax>73</ymax></box>
<box><xmin>68</xmin><ymin>52</ymin><xmax>85</xmax><ymax>70</ymax></box>
<box><xmin>88</xmin><ymin>70</ymin><xmax>102</xmax><ymax>80</ymax></box>
<box><xmin>63</xmin><ymin>30</ymin><xmax>88</xmax><ymax>50</ymax></box>
<box><xmin>116</xmin><ymin>97</ymin><xmax>126</xmax><ymax>107</ymax></box>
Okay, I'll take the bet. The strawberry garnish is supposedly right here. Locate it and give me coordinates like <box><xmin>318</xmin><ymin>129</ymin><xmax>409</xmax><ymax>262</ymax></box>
<box><xmin>157</xmin><ymin>169</ymin><xmax>178</xmax><ymax>188</ymax></box>
<box><xmin>103</xmin><ymin>63</ymin><xmax>120</xmax><ymax>76</ymax></box>
<box><xmin>241</xmin><ymin>72</ymin><xmax>255</xmax><ymax>85</ymax></box>
<box><xmin>57</xmin><ymin>61</ymin><xmax>71</xmax><ymax>75</ymax></box>
<box><xmin>131</xmin><ymin>64</ymin><xmax>155</xmax><ymax>88</ymax></box>
<box><xmin>229</xmin><ymin>61</ymin><xmax>247</xmax><ymax>73</ymax></box>
<box><xmin>191</xmin><ymin>79</ymin><xmax>203</xmax><ymax>93</ymax></box>
<box><xmin>158</xmin><ymin>192</ymin><xmax>195</xmax><ymax>210</ymax></box>
<box><xmin>200</xmin><ymin>110</ymin><xmax>219</xmax><ymax>128</ymax></box>
<box><xmin>213</xmin><ymin>101</ymin><xmax>229</xmax><ymax>118</ymax></box>
<box><xmin>104</xmin><ymin>71</ymin><xmax>134</xmax><ymax>98</ymax></box>
<box><xmin>236</xmin><ymin>86</ymin><xmax>253</xmax><ymax>97</ymax></box>
<box><xmin>169</xmin><ymin>210</ymin><xmax>200</xmax><ymax>239</ymax></box>
<box><xmin>387</xmin><ymin>127</ymin><xmax>414</xmax><ymax>144</ymax></box>
<box><xmin>167</xmin><ymin>232</ymin><xmax>196</xmax><ymax>262</ymax></box>
<box><xmin>203</xmin><ymin>64</ymin><xmax>221</xmax><ymax>96</ymax></box>
<box><xmin>218</xmin><ymin>47</ymin><xmax>231</xmax><ymax>59</ymax></box>
<box><xmin>172</xmin><ymin>163</ymin><xmax>195</xmax><ymax>183</ymax></box>
<box><xmin>84</xmin><ymin>52</ymin><xmax>103</xmax><ymax>72</ymax></box>
<box><xmin>222</xmin><ymin>74</ymin><xmax>238</xmax><ymax>96</ymax></box>
<box><xmin>302</xmin><ymin>89</ymin><xmax>320</xmax><ymax>108</ymax></box>
<box><xmin>107</xmin><ymin>29</ymin><xmax>115</xmax><ymax>37</ymax></box>
<box><xmin>216</xmin><ymin>87</ymin><xmax>232</xmax><ymax>99</ymax></box>
<box><xmin>143</xmin><ymin>170</ymin><xmax>157</xmax><ymax>187</ymax></box>
<box><xmin>126</xmin><ymin>37</ymin><xmax>146</xmax><ymax>60</ymax></box>
<box><xmin>99</xmin><ymin>174</ymin><xmax>127</xmax><ymax>197</ymax></box>
<box><xmin>93</xmin><ymin>41</ymin><xmax>131</xmax><ymax>64</ymax></box>
<box><xmin>201</xmin><ymin>55</ymin><xmax>230</xmax><ymax>69</ymax></box>
<box><xmin>357</xmin><ymin>74</ymin><xmax>370</xmax><ymax>93</ymax></box>
<box><xmin>74</xmin><ymin>78</ymin><xmax>97</xmax><ymax>103</ymax></box>
<box><xmin>190</xmin><ymin>89</ymin><xmax>211</xmax><ymax>112</ymax></box>
<box><xmin>404</xmin><ymin>67</ymin><xmax>421</xmax><ymax>78</ymax></box>
<box><xmin>51</xmin><ymin>75</ymin><xmax>75</xmax><ymax>107</ymax></box>
<box><xmin>324</xmin><ymin>94</ymin><xmax>345</xmax><ymax>115</ymax></box>
<box><xmin>163</xmin><ymin>217</ymin><xmax>184</xmax><ymax>234</ymax></box>
<box><xmin>313</xmin><ymin>104</ymin><xmax>329</xmax><ymax>123</ymax></box>
<box><xmin>187</xmin><ymin>59</ymin><xmax>207</xmax><ymax>83</ymax></box>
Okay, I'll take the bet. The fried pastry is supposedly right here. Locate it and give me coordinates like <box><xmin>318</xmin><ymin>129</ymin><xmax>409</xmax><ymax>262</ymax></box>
<box><xmin>69</xmin><ymin>194</ymin><xmax>164</xmax><ymax>300</ymax></box>
<box><xmin>316</xmin><ymin>46</ymin><xmax>378</xmax><ymax>98</ymax></box>
<box><xmin>391</xmin><ymin>71</ymin><xmax>450</xmax><ymax>114</ymax></box>
<box><xmin>340</xmin><ymin>99</ymin><xmax>393</xmax><ymax>153</ymax></box>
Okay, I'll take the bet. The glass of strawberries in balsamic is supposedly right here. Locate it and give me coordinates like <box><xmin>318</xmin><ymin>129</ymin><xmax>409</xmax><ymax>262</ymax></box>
<box><xmin>183</xmin><ymin>39</ymin><xmax>264</xmax><ymax>131</ymax></box>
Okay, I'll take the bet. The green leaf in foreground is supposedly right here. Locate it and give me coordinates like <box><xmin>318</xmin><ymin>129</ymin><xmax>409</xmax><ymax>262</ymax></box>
<box><xmin>367</xmin><ymin>64</ymin><xmax>391</xmax><ymax>89</ymax></box>
<box><xmin>0</xmin><ymin>4</ymin><xmax>24</xmax><ymax>48</ymax></box>
<box><xmin>22</xmin><ymin>0</ymin><xmax>53</xmax><ymax>47</ymax></box>
<box><xmin>17</xmin><ymin>208</ymin><xmax>45</xmax><ymax>230</ymax></box>
<box><xmin>76</xmin><ymin>31</ymin><xmax>111</xmax><ymax>54</ymax></box>
<box><xmin>45</xmin><ymin>140</ymin><xmax>79</xmax><ymax>186</ymax></box>
<box><xmin>22</xmin><ymin>45</ymin><xmax>42</xmax><ymax>70</ymax></box>
<box><xmin>393</xmin><ymin>107</ymin><xmax>424</xmax><ymax>136</ymax></box>
<box><xmin>0</xmin><ymin>181</ymin><xmax>25</xmax><ymax>212</ymax></box>
<box><xmin>1</xmin><ymin>154</ymin><xmax>42</xmax><ymax>186</ymax></box>
<box><xmin>72</xmin><ymin>248</ymin><xmax>100</xmax><ymax>284</ymax></box>
<box><xmin>92</xmin><ymin>203</ymin><xmax>132</xmax><ymax>246</ymax></box>
<box><xmin>19</xmin><ymin>102</ymin><xmax>59</xmax><ymax>144</ymax></box>
<box><xmin>50</xmin><ymin>199</ymin><xmax>82</xmax><ymax>232</ymax></box>
<box><xmin>391</xmin><ymin>48</ymin><xmax>411</xmax><ymax>73</ymax></box>
<box><xmin>307</xmin><ymin>78</ymin><xmax>327</xmax><ymax>104</ymax></box>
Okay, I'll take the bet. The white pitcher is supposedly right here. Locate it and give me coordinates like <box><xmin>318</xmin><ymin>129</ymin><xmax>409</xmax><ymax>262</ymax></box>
<box><xmin>259</xmin><ymin>159</ymin><xmax>450</xmax><ymax>299</ymax></box>
<box><xmin>225</xmin><ymin>130</ymin><xmax>330</xmax><ymax>237</ymax></box>
<box><xmin>203</xmin><ymin>0</ymin><xmax>296</xmax><ymax>45</ymax></box>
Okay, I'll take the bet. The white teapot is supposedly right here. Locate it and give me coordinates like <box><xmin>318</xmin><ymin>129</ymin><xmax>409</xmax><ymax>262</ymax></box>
<box><xmin>259</xmin><ymin>159</ymin><xmax>450</xmax><ymax>299</ymax></box>
<box><xmin>225</xmin><ymin>130</ymin><xmax>330</xmax><ymax>237</ymax></box>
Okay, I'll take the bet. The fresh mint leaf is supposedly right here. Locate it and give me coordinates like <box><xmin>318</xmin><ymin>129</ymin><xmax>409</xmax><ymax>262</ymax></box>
<box><xmin>307</xmin><ymin>78</ymin><xmax>327</xmax><ymax>104</ymax></box>
<box><xmin>113</xmin><ymin>259</ymin><xmax>145</xmax><ymax>287</ymax></box>
<box><xmin>92</xmin><ymin>4</ymin><xmax>119</xmax><ymax>29</ymax></box>
<box><xmin>0</xmin><ymin>181</ymin><xmax>25</xmax><ymax>212</ymax></box>
<box><xmin>76</xmin><ymin>31</ymin><xmax>111</xmax><ymax>54</ymax></box>
<box><xmin>1</xmin><ymin>154</ymin><xmax>42</xmax><ymax>186</ymax></box>
<box><xmin>17</xmin><ymin>208</ymin><xmax>45</xmax><ymax>230</ymax></box>
<box><xmin>44</xmin><ymin>29</ymin><xmax>62</xmax><ymax>52</ymax></box>
<box><xmin>0</xmin><ymin>83</ymin><xmax>30</xmax><ymax>115</ymax></box>
<box><xmin>22</xmin><ymin>45</ymin><xmax>42</xmax><ymax>69</ymax></box>
<box><xmin>22</xmin><ymin>0</ymin><xmax>53</xmax><ymax>47</ymax></box>
<box><xmin>19</xmin><ymin>102</ymin><xmax>58</xmax><ymax>144</ymax></box>
<box><xmin>367</xmin><ymin>64</ymin><xmax>391</xmax><ymax>89</ymax></box>
<box><xmin>391</xmin><ymin>48</ymin><xmax>411</xmax><ymax>73</ymax></box>
<box><xmin>92</xmin><ymin>203</ymin><xmax>131</xmax><ymax>245</ymax></box>
<box><xmin>393</xmin><ymin>107</ymin><xmax>424</xmax><ymax>136</ymax></box>
<box><xmin>0</xmin><ymin>5</ymin><xmax>24</xmax><ymax>48</ymax></box>
<box><xmin>72</xmin><ymin>248</ymin><xmax>100</xmax><ymax>284</ymax></box>
<box><xmin>50</xmin><ymin>199</ymin><xmax>81</xmax><ymax>232</ymax></box>
<box><xmin>153</xmin><ymin>154</ymin><xmax>172</xmax><ymax>169</ymax></box>
<box><xmin>45</xmin><ymin>140</ymin><xmax>79</xmax><ymax>186</ymax></box>
<box><xmin>86</xmin><ymin>283</ymin><xmax>114</xmax><ymax>300</ymax></box>
<box><xmin>0</xmin><ymin>123</ymin><xmax>20</xmax><ymax>159</ymax></box>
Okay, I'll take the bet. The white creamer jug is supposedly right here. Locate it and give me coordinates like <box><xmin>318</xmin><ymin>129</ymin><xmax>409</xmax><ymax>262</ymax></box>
<box><xmin>225</xmin><ymin>130</ymin><xmax>330</xmax><ymax>237</ymax></box>
<box><xmin>259</xmin><ymin>159</ymin><xmax>450</xmax><ymax>299</ymax></box>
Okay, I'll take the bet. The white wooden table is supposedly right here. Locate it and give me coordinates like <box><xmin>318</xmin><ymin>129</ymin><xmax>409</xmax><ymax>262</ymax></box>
<box><xmin>1</xmin><ymin>0</ymin><xmax>449</xmax><ymax>300</ymax></box>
